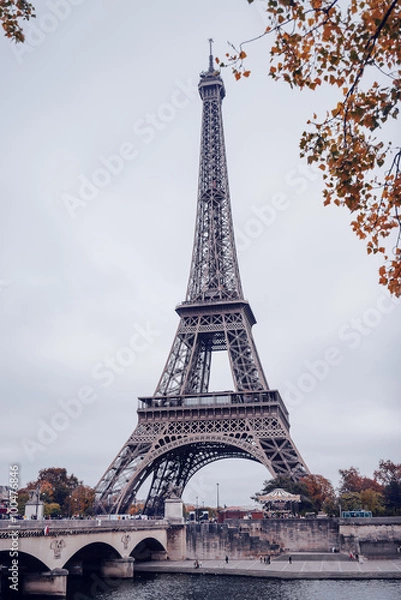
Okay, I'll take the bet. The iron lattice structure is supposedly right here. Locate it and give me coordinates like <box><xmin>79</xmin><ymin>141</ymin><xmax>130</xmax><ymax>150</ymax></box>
<box><xmin>95</xmin><ymin>51</ymin><xmax>309</xmax><ymax>516</ymax></box>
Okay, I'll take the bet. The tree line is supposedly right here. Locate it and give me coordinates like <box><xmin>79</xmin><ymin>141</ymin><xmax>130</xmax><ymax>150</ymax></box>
<box><xmin>254</xmin><ymin>460</ymin><xmax>401</xmax><ymax>516</ymax></box>
<box><xmin>11</xmin><ymin>459</ymin><xmax>401</xmax><ymax>518</ymax></box>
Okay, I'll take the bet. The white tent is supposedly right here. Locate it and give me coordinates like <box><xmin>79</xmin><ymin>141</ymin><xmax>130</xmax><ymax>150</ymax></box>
<box><xmin>257</xmin><ymin>488</ymin><xmax>301</xmax><ymax>503</ymax></box>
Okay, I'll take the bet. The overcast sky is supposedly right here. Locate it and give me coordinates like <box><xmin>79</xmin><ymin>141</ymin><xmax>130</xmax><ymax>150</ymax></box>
<box><xmin>1</xmin><ymin>0</ymin><xmax>400</xmax><ymax>510</ymax></box>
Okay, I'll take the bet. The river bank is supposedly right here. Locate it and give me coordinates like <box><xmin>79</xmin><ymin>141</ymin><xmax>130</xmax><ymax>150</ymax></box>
<box><xmin>135</xmin><ymin>555</ymin><xmax>401</xmax><ymax>580</ymax></box>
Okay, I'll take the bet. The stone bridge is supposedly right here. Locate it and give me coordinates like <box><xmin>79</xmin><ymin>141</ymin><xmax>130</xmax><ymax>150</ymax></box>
<box><xmin>0</xmin><ymin>518</ymin><xmax>186</xmax><ymax>596</ymax></box>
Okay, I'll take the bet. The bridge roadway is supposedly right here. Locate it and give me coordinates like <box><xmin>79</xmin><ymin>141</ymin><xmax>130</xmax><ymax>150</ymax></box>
<box><xmin>0</xmin><ymin>518</ymin><xmax>186</xmax><ymax>595</ymax></box>
<box><xmin>0</xmin><ymin>519</ymin><xmax>175</xmax><ymax>571</ymax></box>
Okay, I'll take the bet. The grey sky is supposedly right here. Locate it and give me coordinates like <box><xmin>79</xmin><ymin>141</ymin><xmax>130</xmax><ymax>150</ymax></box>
<box><xmin>1</xmin><ymin>0</ymin><xmax>400</xmax><ymax>509</ymax></box>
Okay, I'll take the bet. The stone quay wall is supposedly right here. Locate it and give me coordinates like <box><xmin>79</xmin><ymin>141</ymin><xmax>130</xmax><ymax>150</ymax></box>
<box><xmin>186</xmin><ymin>519</ymin><xmax>339</xmax><ymax>560</ymax></box>
<box><xmin>339</xmin><ymin>518</ymin><xmax>401</xmax><ymax>557</ymax></box>
<box><xmin>186</xmin><ymin>518</ymin><xmax>401</xmax><ymax>560</ymax></box>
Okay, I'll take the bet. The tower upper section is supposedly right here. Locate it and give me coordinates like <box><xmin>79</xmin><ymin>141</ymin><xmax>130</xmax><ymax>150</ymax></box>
<box><xmin>184</xmin><ymin>51</ymin><xmax>244</xmax><ymax>304</ymax></box>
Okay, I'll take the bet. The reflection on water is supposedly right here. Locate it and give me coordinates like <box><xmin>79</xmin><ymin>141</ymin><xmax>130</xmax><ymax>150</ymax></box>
<box><xmin>67</xmin><ymin>573</ymin><xmax>401</xmax><ymax>600</ymax></box>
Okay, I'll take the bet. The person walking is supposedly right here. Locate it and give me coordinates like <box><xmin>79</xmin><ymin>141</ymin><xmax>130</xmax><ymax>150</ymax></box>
<box><xmin>288</xmin><ymin>556</ymin><xmax>292</xmax><ymax>564</ymax></box>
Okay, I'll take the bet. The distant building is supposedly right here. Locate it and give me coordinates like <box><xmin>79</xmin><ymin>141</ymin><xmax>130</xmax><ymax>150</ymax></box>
<box><xmin>0</xmin><ymin>485</ymin><xmax>10</xmax><ymax>519</ymax></box>
<box><xmin>217</xmin><ymin>506</ymin><xmax>264</xmax><ymax>523</ymax></box>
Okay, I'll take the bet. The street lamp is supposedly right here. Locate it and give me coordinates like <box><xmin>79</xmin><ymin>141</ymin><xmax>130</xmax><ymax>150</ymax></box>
<box><xmin>216</xmin><ymin>483</ymin><xmax>219</xmax><ymax>511</ymax></box>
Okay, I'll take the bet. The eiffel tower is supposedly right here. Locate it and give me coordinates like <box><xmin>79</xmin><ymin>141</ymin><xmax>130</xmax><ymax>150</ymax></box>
<box><xmin>95</xmin><ymin>44</ymin><xmax>309</xmax><ymax>516</ymax></box>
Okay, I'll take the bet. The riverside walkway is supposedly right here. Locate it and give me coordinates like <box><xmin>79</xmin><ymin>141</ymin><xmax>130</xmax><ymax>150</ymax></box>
<box><xmin>136</xmin><ymin>554</ymin><xmax>401</xmax><ymax>580</ymax></box>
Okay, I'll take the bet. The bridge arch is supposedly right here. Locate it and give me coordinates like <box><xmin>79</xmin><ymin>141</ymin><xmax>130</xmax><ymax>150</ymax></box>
<box><xmin>0</xmin><ymin>549</ymin><xmax>50</xmax><ymax>572</ymax></box>
<box><xmin>63</xmin><ymin>541</ymin><xmax>122</xmax><ymax>571</ymax></box>
<box><xmin>130</xmin><ymin>536</ymin><xmax>167</xmax><ymax>561</ymax></box>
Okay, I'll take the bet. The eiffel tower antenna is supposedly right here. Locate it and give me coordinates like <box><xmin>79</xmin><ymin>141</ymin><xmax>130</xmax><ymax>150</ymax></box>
<box><xmin>208</xmin><ymin>37</ymin><xmax>214</xmax><ymax>71</ymax></box>
<box><xmin>95</xmin><ymin>48</ymin><xmax>309</xmax><ymax>516</ymax></box>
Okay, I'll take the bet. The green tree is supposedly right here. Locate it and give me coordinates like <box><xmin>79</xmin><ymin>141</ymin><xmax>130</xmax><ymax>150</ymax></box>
<box><xmin>339</xmin><ymin>491</ymin><xmax>362</xmax><ymax>511</ymax></box>
<box><xmin>221</xmin><ymin>0</ymin><xmax>401</xmax><ymax>296</ymax></box>
<box><xmin>374</xmin><ymin>459</ymin><xmax>401</xmax><ymax>514</ymax></box>
<box><xmin>43</xmin><ymin>502</ymin><xmax>62</xmax><ymax>518</ymax></box>
<box><xmin>16</xmin><ymin>488</ymin><xmax>29</xmax><ymax>515</ymax></box>
<box><xmin>254</xmin><ymin>475</ymin><xmax>318</xmax><ymax>514</ymax></box>
<box><xmin>359</xmin><ymin>488</ymin><xmax>385</xmax><ymax>514</ymax></box>
<box><xmin>0</xmin><ymin>0</ymin><xmax>35</xmax><ymax>42</ymax></box>
<box><xmin>254</xmin><ymin>475</ymin><xmax>303</xmax><ymax>497</ymax></box>
<box><xmin>383</xmin><ymin>479</ymin><xmax>401</xmax><ymax>515</ymax></box>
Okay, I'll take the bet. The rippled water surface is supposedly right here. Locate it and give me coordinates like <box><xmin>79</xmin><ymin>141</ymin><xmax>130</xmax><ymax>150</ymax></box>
<box><xmin>67</xmin><ymin>573</ymin><xmax>401</xmax><ymax>600</ymax></box>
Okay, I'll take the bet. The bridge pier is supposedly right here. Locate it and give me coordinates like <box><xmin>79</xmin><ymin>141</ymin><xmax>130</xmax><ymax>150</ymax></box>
<box><xmin>100</xmin><ymin>557</ymin><xmax>134</xmax><ymax>579</ymax></box>
<box><xmin>23</xmin><ymin>569</ymin><xmax>68</xmax><ymax>597</ymax></box>
<box><xmin>167</xmin><ymin>525</ymin><xmax>186</xmax><ymax>560</ymax></box>
<box><xmin>150</xmin><ymin>550</ymin><xmax>168</xmax><ymax>560</ymax></box>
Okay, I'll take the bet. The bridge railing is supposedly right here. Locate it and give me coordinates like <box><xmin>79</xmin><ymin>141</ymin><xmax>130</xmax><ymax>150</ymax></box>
<box><xmin>0</xmin><ymin>518</ymin><xmax>168</xmax><ymax>537</ymax></box>
<box><xmin>138</xmin><ymin>390</ymin><xmax>285</xmax><ymax>410</ymax></box>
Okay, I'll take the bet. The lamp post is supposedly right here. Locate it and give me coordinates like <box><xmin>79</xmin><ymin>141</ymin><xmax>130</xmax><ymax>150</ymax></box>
<box><xmin>216</xmin><ymin>483</ymin><xmax>219</xmax><ymax>512</ymax></box>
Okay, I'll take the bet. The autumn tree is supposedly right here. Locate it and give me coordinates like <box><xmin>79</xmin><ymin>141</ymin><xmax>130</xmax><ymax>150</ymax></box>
<box><xmin>221</xmin><ymin>0</ymin><xmax>401</xmax><ymax>295</ymax></box>
<box><xmin>25</xmin><ymin>467</ymin><xmax>81</xmax><ymax>517</ymax></box>
<box><xmin>338</xmin><ymin>465</ymin><xmax>383</xmax><ymax>494</ymax></box>
<box><xmin>129</xmin><ymin>500</ymin><xmax>145</xmax><ymax>516</ymax></box>
<box><xmin>374</xmin><ymin>458</ymin><xmax>401</xmax><ymax>485</ymax></box>
<box><xmin>337</xmin><ymin>464</ymin><xmax>391</xmax><ymax>515</ymax></box>
<box><xmin>64</xmin><ymin>485</ymin><xmax>95</xmax><ymax>517</ymax></box>
<box><xmin>0</xmin><ymin>0</ymin><xmax>35</xmax><ymax>42</ymax></box>
<box><xmin>299</xmin><ymin>473</ymin><xmax>336</xmax><ymax>513</ymax></box>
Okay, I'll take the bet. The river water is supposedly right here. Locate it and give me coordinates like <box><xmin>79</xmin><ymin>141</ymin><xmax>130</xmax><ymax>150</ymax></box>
<box><xmin>67</xmin><ymin>572</ymin><xmax>400</xmax><ymax>600</ymax></box>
